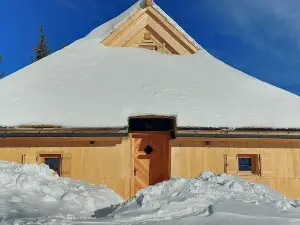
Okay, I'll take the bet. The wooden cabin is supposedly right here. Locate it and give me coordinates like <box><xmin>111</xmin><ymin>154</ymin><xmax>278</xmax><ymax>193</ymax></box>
<box><xmin>2</xmin><ymin>121</ymin><xmax>300</xmax><ymax>200</ymax></box>
<box><xmin>1</xmin><ymin>0</ymin><xmax>300</xmax><ymax>200</ymax></box>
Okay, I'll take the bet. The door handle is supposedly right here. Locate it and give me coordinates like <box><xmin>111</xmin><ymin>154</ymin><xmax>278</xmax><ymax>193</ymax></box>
<box><xmin>134</xmin><ymin>168</ymin><xmax>138</xmax><ymax>176</ymax></box>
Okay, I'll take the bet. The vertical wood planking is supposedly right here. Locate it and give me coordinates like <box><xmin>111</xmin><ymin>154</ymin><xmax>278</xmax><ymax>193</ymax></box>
<box><xmin>0</xmin><ymin>138</ymin><xmax>132</xmax><ymax>200</ymax></box>
<box><xmin>171</xmin><ymin>138</ymin><xmax>300</xmax><ymax>198</ymax></box>
<box><xmin>132</xmin><ymin>132</ymin><xmax>170</xmax><ymax>194</ymax></box>
<box><xmin>62</xmin><ymin>152</ymin><xmax>72</xmax><ymax>177</ymax></box>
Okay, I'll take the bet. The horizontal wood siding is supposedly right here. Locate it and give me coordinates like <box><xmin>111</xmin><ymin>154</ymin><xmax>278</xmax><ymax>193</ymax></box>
<box><xmin>0</xmin><ymin>137</ymin><xmax>132</xmax><ymax>200</ymax></box>
<box><xmin>171</xmin><ymin>138</ymin><xmax>300</xmax><ymax>198</ymax></box>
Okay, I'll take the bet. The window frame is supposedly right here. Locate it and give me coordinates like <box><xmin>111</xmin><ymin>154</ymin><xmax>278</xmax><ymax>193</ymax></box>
<box><xmin>237</xmin><ymin>154</ymin><xmax>260</xmax><ymax>176</ymax></box>
<box><xmin>39</xmin><ymin>154</ymin><xmax>62</xmax><ymax>176</ymax></box>
<box><xmin>138</xmin><ymin>44</ymin><xmax>158</xmax><ymax>51</ymax></box>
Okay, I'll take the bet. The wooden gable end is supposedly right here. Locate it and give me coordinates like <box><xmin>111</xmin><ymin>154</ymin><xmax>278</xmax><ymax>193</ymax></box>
<box><xmin>102</xmin><ymin>6</ymin><xmax>200</xmax><ymax>55</ymax></box>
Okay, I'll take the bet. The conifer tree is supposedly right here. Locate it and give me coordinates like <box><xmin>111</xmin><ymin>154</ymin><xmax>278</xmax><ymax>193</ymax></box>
<box><xmin>32</xmin><ymin>26</ymin><xmax>51</xmax><ymax>62</ymax></box>
<box><xmin>0</xmin><ymin>56</ymin><xmax>4</xmax><ymax>77</ymax></box>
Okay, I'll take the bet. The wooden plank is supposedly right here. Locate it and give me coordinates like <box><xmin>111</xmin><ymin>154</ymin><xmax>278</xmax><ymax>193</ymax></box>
<box><xmin>22</xmin><ymin>153</ymin><xmax>37</xmax><ymax>164</ymax></box>
<box><xmin>125</xmin><ymin>27</ymin><xmax>148</xmax><ymax>47</ymax></box>
<box><xmin>192</xmin><ymin>144</ymin><xmax>205</xmax><ymax>176</ymax></box>
<box><xmin>109</xmin><ymin>13</ymin><xmax>148</xmax><ymax>47</ymax></box>
<box><xmin>102</xmin><ymin>8</ymin><xmax>147</xmax><ymax>45</ymax></box>
<box><xmin>286</xmin><ymin>143</ymin><xmax>297</xmax><ymax>178</ymax></box>
<box><xmin>62</xmin><ymin>152</ymin><xmax>72</xmax><ymax>177</ymax></box>
<box><xmin>0</xmin><ymin>137</ymin><xmax>124</xmax><ymax>148</ymax></box>
<box><xmin>293</xmin><ymin>149</ymin><xmax>300</xmax><ymax>178</ymax></box>
<box><xmin>170</xmin><ymin>147</ymin><xmax>183</xmax><ymax>177</ymax></box>
<box><xmin>224</xmin><ymin>154</ymin><xmax>237</xmax><ymax>175</ymax></box>
<box><xmin>146</xmin><ymin>7</ymin><xmax>199</xmax><ymax>53</ymax></box>
<box><xmin>147</xmin><ymin>16</ymin><xmax>187</xmax><ymax>54</ymax></box>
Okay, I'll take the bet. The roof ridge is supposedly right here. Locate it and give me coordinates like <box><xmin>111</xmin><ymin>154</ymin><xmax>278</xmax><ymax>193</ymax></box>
<box><xmin>86</xmin><ymin>0</ymin><xmax>201</xmax><ymax>49</ymax></box>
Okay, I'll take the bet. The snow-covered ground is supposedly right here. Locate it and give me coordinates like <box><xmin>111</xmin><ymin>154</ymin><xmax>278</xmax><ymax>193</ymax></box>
<box><xmin>0</xmin><ymin>161</ymin><xmax>122</xmax><ymax>224</ymax></box>
<box><xmin>75</xmin><ymin>172</ymin><xmax>300</xmax><ymax>225</ymax></box>
<box><xmin>0</xmin><ymin>162</ymin><xmax>299</xmax><ymax>225</ymax></box>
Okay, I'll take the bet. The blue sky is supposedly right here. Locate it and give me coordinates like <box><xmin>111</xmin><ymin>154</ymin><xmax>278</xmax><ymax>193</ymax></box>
<box><xmin>1</xmin><ymin>0</ymin><xmax>300</xmax><ymax>95</ymax></box>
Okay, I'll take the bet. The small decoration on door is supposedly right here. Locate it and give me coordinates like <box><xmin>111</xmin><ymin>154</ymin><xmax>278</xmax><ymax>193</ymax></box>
<box><xmin>144</xmin><ymin>145</ymin><xmax>153</xmax><ymax>155</ymax></box>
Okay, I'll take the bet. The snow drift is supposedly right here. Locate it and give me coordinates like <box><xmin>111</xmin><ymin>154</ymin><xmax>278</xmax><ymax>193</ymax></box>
<box><xmin>85</xmin><ymin>172</ymin><xmax>300</xmax><ymax>225</ymax></box>
<box><xmin>0</xmin><ymin>163</ymin><xmax>299</xmax><ymax>224</ymax></box>
<box><xmin>0</xmin><ymin>161</ymin><xmax>122</xmax><ymax>224</ymax></box>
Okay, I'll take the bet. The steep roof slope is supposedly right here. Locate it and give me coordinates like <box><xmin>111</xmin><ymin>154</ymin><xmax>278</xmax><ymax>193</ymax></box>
<box><xmin>1</xmin><ymin>2</ymin><xmax>300</xmax><ymax>129</ymax></box>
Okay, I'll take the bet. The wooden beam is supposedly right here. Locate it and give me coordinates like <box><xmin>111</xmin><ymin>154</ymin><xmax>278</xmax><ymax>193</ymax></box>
<box><xmin>147</xmin><ymin>7</ymin><xmax>200</xmax><ymax>53</ymax></box>
<box><xmin>145</xmin><ymin>0</ymin><xmax>153</xmax><ymax>7</ymax></box>
<box><xmin>108</xmin><ymin>14</ymin><xmax>148</xmax><ymax>47</ymax></box>
<box><xmin>102</xmin><ymin>8</ymin><xmax>147</xmax><ymax>46</ymax></box>
<box><xmin>147</xmin><ymin>16</ymin><xmax>188</xmax><ymax>54</ymax></box>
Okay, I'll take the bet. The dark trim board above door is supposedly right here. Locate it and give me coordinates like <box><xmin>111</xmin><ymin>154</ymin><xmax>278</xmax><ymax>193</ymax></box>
<box><xmin>128</xmin><ymin>116</ymin><xmax>177</xmax><ymax>139</ymax></box>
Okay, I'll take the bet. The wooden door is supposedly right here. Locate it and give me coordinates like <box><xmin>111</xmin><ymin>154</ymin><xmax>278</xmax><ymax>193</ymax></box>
<box><xmin>132</xmin><ymin>132</ymin><xmax>171</xmax><ymax>194</ymax></box>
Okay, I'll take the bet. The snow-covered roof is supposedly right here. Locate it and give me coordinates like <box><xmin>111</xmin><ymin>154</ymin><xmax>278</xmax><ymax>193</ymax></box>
<box><xmin>86</xmin><ymin>0</ymin><xmax>201</xmax><ymax>49</ymax></box>
<box><xmin>1</xmin><ymin>2</ymin><xmax>300</xmax><ymax>129</ymax></box>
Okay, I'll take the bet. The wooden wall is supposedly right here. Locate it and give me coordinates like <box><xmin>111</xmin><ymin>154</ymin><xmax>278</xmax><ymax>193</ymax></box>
<box><xmin>0</xmin><ymin>137</ymin><xmax>132</xmax><ymax>199</ymax></box>
<box><xmin>171</xmin><ymin>138</ymin><xmax>300</xmax><ymax>199</ymax></box>
<box><xmin>1</xmin><ymin>136</ymin><xmax>300</xmax><ymax>199</ymax></box>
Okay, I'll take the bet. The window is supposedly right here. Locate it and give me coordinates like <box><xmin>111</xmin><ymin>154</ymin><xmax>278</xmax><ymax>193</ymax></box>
<box><xmin>138</xmin><ymin>35</ymin><xmax>159</xmax><ymax>52</ymax></box>
<box><xmin>237</xmin><ymin>154</ymin><xmax>260</xmax><ymax>175</ymax></box>
<box><xmin>39</xmin><ymin>154</ymin><xmax>62</xmax><ymax>176</ymax></box>
<box><xmin>45</xmin><ymin>158</ymin><xmax>61</xmax><ymax>175</ymax></box>
<box><xmin>139</xmin><ymin>44</ymin><xmax>158</xmax><ymax>51</ymax></box>
<box><xmin>238</xmin><ymin>157</ymin><xmax>252</xmax><ymax>171</ymax></box>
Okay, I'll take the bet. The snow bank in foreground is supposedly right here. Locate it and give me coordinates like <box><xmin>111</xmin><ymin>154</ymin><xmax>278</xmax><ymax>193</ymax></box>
<box><xmin>86</xmin><ymin>172</ymin><xmax>300</xmax><ymax>225</ymax></box>
<box><xmin>3</xmin><ymin>167</ymin><xmax>300</xmax><ymax>225</ymax></box>
<box><xmin>0</xmin><ymin>161</ymin><xmax>123</xmax><ymax>224</ymax></box>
